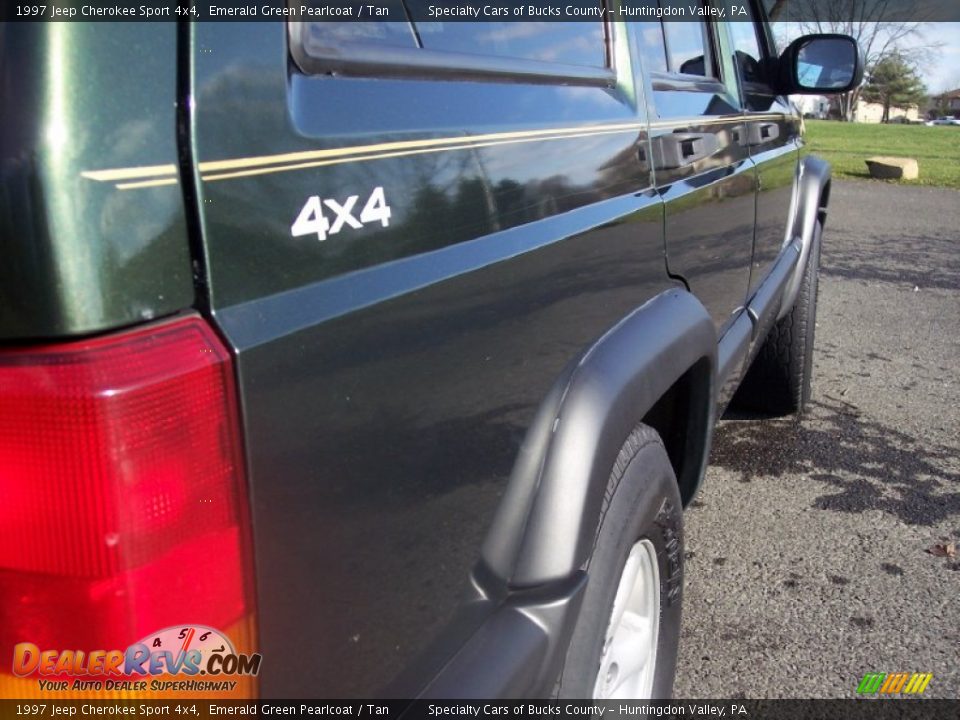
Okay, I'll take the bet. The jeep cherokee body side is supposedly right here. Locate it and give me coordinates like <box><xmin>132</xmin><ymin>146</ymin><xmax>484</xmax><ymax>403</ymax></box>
<box><xmin>0</xmin><ymin>6</ymin><xmax>860</xmax><ymax>700</ymax></box>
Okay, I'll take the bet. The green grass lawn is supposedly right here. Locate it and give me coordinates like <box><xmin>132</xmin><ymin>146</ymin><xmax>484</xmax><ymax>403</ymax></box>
<box><xmin>803</xmin><ymin>119</ymin><xmax>960</xmax><ymax>189</ymax></box>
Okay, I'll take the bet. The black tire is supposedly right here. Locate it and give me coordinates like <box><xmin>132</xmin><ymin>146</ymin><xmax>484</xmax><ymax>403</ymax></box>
<box><xmin>556</xmin><ymin>424</ymin><xmax>683</xmax><ymax>699</ymax></box>
<box><xmin>734</xmin><ymin>220</ymin><xmax>822</xmax><ymax>416</ymax></box>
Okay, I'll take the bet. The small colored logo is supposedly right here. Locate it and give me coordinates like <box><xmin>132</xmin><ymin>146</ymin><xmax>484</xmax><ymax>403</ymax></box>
<box><xmin>12</xmin><ymin>625</ymin><xmax>261</xmax><ymax>693</ymax></box>
<box><xmin>856</xmin><ymin>672</ymin><xmax>933</xmax><ymax>695</ymax></box>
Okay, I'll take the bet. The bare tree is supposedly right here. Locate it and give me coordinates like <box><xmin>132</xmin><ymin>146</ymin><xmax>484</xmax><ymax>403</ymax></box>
<box><xmin>767</xmin><ymin>0</ymin><xmax>940</xmax><ymax>120</ymax></box>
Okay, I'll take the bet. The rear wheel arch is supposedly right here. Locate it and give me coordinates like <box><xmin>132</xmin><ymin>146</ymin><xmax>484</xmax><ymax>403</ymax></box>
<box><xmin>556</xmin><ymin>423</ymin><xmax>683</xmax><ymax>699</ymax></box>
<box><xmin>480</xmin><ymin>289</ymin><xmax>717</xmax><ymax>589</ymax></box>
<box><xmin>639</xmin><ymin>356</ymin><xmax>713</xmax><ymax>506</ymax></box>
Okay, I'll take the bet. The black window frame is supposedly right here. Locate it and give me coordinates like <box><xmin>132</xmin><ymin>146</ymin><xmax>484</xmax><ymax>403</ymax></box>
<box><xmin>646</xmin><ymin>18</ymin><xmax>727</xmax><ymax>96</ymax></box>
<box><xmin>723</xmin><ymin>0</ymin><xmax>780</xmax><ymax>109</ymax></box>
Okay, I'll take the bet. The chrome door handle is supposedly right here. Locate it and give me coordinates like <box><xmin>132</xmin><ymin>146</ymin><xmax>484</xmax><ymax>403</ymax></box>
<box><xmin>653</xmin><ymin>132</ymin><xmax>720</xmax><ymax>169</ymax></box>
<box><xmin>748</xmin><ymin>122</ymin><xmax>780</xmax><ymax>146</ymax></box>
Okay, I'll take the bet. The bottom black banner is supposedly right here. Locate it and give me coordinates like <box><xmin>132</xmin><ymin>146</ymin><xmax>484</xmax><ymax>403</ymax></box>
<box><xmin>1</xmin><ymin>700</ymin><xmax>958</xmax><ymax>720</ymax></box>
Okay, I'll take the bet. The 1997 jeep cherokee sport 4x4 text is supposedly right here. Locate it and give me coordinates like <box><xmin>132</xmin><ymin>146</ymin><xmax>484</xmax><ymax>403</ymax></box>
<box><xmin>0</xmin><ymin>4</ymin><xmax>862</xmax><ymax>700</ymax></box>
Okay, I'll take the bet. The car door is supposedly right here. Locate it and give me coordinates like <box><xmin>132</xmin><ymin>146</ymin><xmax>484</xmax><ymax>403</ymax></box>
<box><xmin>724</xmin><ymin>0</ymin><xmax>803</xmax><ymax>312</ymax></box>
<box><xmin>631</xmin><ymin>3</ymin><xmax>758</xmax><ymax>401</ymax></box>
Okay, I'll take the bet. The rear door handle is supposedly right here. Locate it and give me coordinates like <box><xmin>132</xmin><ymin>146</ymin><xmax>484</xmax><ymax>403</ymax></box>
<box><xmin>652</xmin><ymin>132</ymin><xmax>720</xmax><ymax>169</ymax></box>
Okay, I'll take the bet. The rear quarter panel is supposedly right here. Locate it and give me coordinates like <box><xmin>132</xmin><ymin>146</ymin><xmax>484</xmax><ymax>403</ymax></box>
<box><xmin>187</xmin><ymin>21</ymin><xmax>675</xmax><ymax>696</ymax></box>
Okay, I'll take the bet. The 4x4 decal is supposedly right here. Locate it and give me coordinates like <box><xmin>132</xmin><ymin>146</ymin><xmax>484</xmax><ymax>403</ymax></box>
<box><xmin>290</xmin><ymin>186</ymin><xmax>392</xmax><ymax>242</ymax></box>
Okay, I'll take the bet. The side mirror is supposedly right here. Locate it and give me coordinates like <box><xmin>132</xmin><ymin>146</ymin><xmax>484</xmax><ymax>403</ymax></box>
<box><xmin>779</xmin><ymin>34</ymin><xmax>863</xmax><ymax>94</ymax></box>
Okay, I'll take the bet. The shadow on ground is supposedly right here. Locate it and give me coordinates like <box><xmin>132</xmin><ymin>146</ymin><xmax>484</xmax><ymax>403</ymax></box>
<box><xmin>821</xmin><ymin>229</ymin><xmax>960</xmax><ymax>290</ymax></box>
<box><xmin>713</xmin><ymin>399</ymin><xmax>960</xmax><ymax>526</ymax></box>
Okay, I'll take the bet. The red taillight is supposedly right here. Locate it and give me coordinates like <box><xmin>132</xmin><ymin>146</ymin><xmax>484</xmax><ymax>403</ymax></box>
<box><xmin>0</xmin><ymin>314</ymin><xmax>256</xmax><ymax>697</ymax></box>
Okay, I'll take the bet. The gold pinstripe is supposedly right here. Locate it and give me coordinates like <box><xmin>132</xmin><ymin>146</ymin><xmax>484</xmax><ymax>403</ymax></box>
<box><xmin>115</xmin><ymin>177</ymin><xmax>180</xmax><ymax>190</ymax></box>
<box><xmin>81</xmin><ymin>162</ymin><xmax>178</xmax><ymax>182</ymax></box>
<box><xmin>83</xmin><ymin>114</ymin><xmax>788</xmax><ymax>190</ymax></box>
<box><xmin>198</xmin><ymin>121</ymin><xmax>645</xmax><ymax>173</ymax></box>
<box><xmin>201</xmin><ymin>127</ymin><xmax>641</xmax><ymax>183</ymax></box>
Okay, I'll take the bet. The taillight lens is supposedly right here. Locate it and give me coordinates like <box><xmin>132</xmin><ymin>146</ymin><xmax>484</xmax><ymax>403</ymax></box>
<box><xmin>0</xmin><ymin>314</ymin><xmax>256</xmax><ymax>698</ymax></box>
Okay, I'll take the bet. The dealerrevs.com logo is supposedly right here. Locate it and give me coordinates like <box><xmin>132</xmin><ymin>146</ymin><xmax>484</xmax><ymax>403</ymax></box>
<box><xmin>12</xmin><ymin>625</ymin><xmax>261</xmax><ymax>693</ymax></box>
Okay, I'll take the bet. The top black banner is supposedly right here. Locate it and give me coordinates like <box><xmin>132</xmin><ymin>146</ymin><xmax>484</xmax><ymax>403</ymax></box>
<box><xmin>2</xmin><ymin>0</ymin><xmax>960</xmax><ymax>23</ymax></box>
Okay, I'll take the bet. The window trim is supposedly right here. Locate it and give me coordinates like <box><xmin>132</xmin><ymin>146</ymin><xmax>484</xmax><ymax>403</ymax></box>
<box><xmin>636</xmin><ymin>19</ymin><xmax>742</xmax><ymax>122</ymax></box>
<box><xmin>637</xmin><ymin>10</ymin><xmax>722</xmax><ymax>88</ymax></box>
<box><xmin>648</xmin><ymin>72</ymin><xmax>727</xmax><ymax>94</ymax></box>
<box><xmin>288</xmin><ymin>20</ymin><xmax>616</xmax><ymax>87</ymax></box>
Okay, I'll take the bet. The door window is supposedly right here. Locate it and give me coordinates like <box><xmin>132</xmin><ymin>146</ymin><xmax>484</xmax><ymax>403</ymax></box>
<box><xmin>292</xmin><ymin>0</ymin><xmax>610</xmax><ymax>83</ymax></box>
<box><xmin>721</xmin><ymin>1</ymin><xmax>778</xmax><ymax>109</ymax></box>
<box><xmin>634</xmin><ymin>2</ymin><xmax>717</xmax><ymax>78</ymax></box>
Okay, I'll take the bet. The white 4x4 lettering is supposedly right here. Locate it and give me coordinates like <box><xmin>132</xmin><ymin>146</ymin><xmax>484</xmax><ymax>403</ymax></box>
<box><xmin>291</xmin><ymin>187</ymin><xmax>391</xmax><ymax>241</ymax></box>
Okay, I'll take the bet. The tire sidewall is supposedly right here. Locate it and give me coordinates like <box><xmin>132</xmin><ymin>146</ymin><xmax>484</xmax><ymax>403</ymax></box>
<box><xmin>557</xmin><ymin>429</ymin><xmax>683</xmax><ymax>699</ymax></box>
<box><xmin>798</xmin><ymin>221</ymin><xmax>822</xmax><ymax>409</ymax></box>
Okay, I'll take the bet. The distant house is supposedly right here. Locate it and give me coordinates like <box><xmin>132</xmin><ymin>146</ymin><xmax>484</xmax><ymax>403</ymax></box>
<box><xmin>850</xmin><ymin>99</ymin><xmax>919</xmax><ymax>123</ymax></box>
<box><xmin>790</xmin><ymin>95</ymin><xmax>829</xmax><ymax>119</ymax></box>
<box><xmin>929</xmin><ymin>88</ymin><xmax>960</xmax><ymax>118</ymax></box>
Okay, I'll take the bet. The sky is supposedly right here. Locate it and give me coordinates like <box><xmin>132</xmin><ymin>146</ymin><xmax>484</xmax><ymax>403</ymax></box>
<box><xmin>917</xmin><ymin>23</ymin><xmax>960</xmax><ymax>92</ymax></box>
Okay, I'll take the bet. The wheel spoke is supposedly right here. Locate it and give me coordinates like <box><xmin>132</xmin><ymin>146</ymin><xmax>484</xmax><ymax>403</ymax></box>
<box><xmin>593</xmin><ymin>539</ymin><xmax>660</xmax><ymax>700</ymax></box>
<box><xmin>605</xmin><ymin>612</ymin><xmax>654</xmax><ymax>695</ymax></box>
<box><xmin>606</xmin><ymin>554</ymin><xmax>640</xmax><ymax>642</ymax></box>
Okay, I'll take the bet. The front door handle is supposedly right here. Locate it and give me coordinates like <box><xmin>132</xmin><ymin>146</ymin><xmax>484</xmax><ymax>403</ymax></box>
<box><xmin>653</xmin><ymin>132</ymin><xmax>720</xmax><ymax>169</ymax></box>
<box><xmin>748</xmin><ymin>122</ymin><xmax>780</xmax><ymax>146</ymax></box>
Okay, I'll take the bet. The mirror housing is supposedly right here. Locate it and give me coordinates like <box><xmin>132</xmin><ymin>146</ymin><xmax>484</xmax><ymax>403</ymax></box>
<box><xmin>779</xmin><ymin>34</ymin><xmax>864</xmax><ymax>95</ymax></box>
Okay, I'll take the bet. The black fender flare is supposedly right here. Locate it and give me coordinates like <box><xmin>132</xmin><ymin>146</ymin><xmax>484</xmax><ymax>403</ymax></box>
<box><xmin>481</xmin><ymin>288</ymin><xmax>716</xmax><ymax>588</ymax></box>
<box><xmin>779</xmin><ymin>154</ymin><xmax>831</xmax><ymax>320</ymax></box>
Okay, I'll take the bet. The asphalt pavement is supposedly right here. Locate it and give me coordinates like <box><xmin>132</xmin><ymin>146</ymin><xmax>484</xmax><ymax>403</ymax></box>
<box><xmin>673</xmin><ymin>180</ymin><xmax>960</xmax><ymax>699</ymax></box>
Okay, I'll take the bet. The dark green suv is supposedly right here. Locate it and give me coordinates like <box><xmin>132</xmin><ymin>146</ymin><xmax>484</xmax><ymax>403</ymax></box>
<box><xmin>0</xmin><ymin>4</ymin><xmax>861</xmax><ymax>700</ymax></box>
